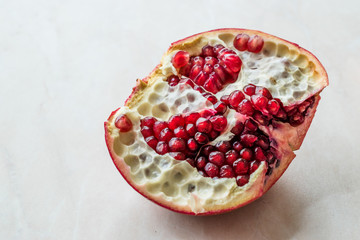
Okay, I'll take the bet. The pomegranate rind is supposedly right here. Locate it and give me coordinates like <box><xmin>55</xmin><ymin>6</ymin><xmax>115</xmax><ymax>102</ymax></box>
<box><xmin>105</xmin><ymin>28</ymin><xmax>328</xmax><ymax>215</ymax></box>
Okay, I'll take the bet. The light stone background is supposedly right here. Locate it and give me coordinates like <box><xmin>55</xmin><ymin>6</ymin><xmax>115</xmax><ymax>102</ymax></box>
<box><xmin>1</xmin><ymin>0</ymin><xmax>359</xmax><ymax>239</ymax></box>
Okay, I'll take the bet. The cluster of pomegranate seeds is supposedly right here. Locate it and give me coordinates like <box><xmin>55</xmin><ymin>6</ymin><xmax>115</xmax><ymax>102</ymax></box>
<box><xmin>140</xmin><ymin>110</ymin><xmax>227</xmax><ymax>160</ymax></box>
<box><xmin>233</xmin><ymin>34</ymin><xmax>264</xmax><ymax>53</ymax></box>
<box><xmin>170</xmin><ymin>45</ymin><xmax>242</xmax><ymax>94</ymax></box>
<box><xmin>114</xmin><ymin>114</ymin><xmax>133</xmax><ymax>132</ymax></box>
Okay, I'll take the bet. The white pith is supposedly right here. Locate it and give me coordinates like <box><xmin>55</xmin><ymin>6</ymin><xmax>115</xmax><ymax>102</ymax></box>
<box><xmin>105</xmin><ymin>29</ymin><xmax>327</xmax><ymax>214</ymax></box>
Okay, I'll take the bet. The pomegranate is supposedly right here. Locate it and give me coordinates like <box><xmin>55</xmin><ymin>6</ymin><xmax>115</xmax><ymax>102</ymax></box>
<box><xmin>105</xmin><ymin>29</ymin><xmax>328</xmax><ymax>215</ymax></box>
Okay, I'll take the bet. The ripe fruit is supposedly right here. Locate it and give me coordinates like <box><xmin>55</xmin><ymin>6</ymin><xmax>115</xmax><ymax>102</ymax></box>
<box><xmin>105</xmin><ymin>29</ymin><xmax>328</xmax><ymax>216</ymax></box>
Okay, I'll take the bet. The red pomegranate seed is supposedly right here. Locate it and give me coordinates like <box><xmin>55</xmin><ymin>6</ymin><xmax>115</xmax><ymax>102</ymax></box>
<box><xmin>213</xmin><ymin>44</ymin><xmax>225</xmax><ymax>55</ymax></box>
<box><xmin>174</xmin><ymin>127</ymin><xmax>189</xmax><ymax>139</ymax></box>
<box><xmin>184</xmin><ymin>112</ymin><xmax>200</xmax><ymax>124</ymax></box>
<box><xmin>186</xmin><ymin>158</ymin><xmax>195</xmax><ymax>167</ymax></box>
<box><xmin>213</xmin><ymin>64</ymin><xmax>227</xmax><ymax>83</ymax></box>
<box><xmin>195</xmin><ymin>132</ymin><xmax>209</xmax><ymax>144</ymax></box>
<box><xmin>194</xmin><ymin>71</ymin><xmax>208</xmax><ymax>85</ymax></box>
<box><xmin>208</xmin><ymin>151</ymin><xmax>225</xmax><ymax>166</ymax></box>
<box><xmin>209</xmin><ymin>72</ymin><xmax>222</xmax><ymax>90</ymax></box>
<box><xmin>240</xmin><ymin>148</ymin><xmax>253</xmax><ymax>161</ymax></box>
<box><xmin>218</xmin><ymin>48</ymin><xmax>236</xmax><ymax>59</ymax></box>
<box><xmin>236</xmin><ymin>175</ymin><xmax>249</xmax><ymax>186</ymax></box>
<box><xmin>231</xmin><ymin>121</ymin><xmax>244</xmax><ymax>135</ymax></box>
<box><xmin>140</xmin><ymin>126</ymin><xmax>153</xmax><ymax>138</ymax></box>
<box><xmin>189</xmin><ymin>64</ymin><xmax>202</xmax><ymax>79</ymax></box>
<box><xmin>179</xmin><ymin>78</ymin><xmax>195</xmax><ymax>88</ymax></box>
<box><xmin>205</xmin><ymin>56</ymin><xmax>218</xmax><ymax>66</ymax></box>
<box><xmin>298</xmin><ymin>101</ymin><xmax>311</xmax><ymax>113</ymax></box>
<box><xmin>276</xmin><ymin>109</ymin><xmax>287</xmax><ymax>120</ymax></box>
<box><xmin>233</xmin><ymin>33</ymin><xmax>250</xmax><ymax>51</ymax></box>
<box><xmin>196</xmin><ymin>156</ymin><xmax>207</xmax><ymax>169</ymax></box>
<box><xmin>156</xmin><ymin>141</ymin><xmax>169</xmax><ymax>154</ymax></box>
<box><xmin>267</xmin><ymin>99</ymin><xmax>280</xmax><ymax>115</ymax></box>
<box><xmin>206</xmin><ymin>94</ymin><xmax>218</xmax><ymax>104</ymax></box>
<box><xmin>215</xmin><ymin>141</ymin><xmax>231</xmax><ymax>153</ymax></box>
<box><xmin>223</xmin><ymin>54</ymin><xmax>242</xmax><ymax>72</ymax></box>
<box><xmin>250</xmin><ymin>161</ymin><xmax>261</xmax><ymax>173</ymax></box>
<box><xmin>243</xmin><ymin>84</ymin><xmax>256</xmax><ymax>96</ymax></box>
<box><xmin>167</xmin><ymin>75</ymin><xmax>180</xmax><ymax>86</ymax></box>
<box><xmin>203</xmin><ymin>63</ymin><xmax>214</xmax><ymax>75</ymax></box>
<box><xmin>196</xmin><ymin>118</ymin><xmax>213</xmax><ymax>133</ymax></box>
<box><xmin>204</xmin><ymin>78</ymin><xmax>219</xmax><ymax>93</ymax></box>
<box><xmin>209</xmin><ymin>115</ymin><xmax>227</xmax><ymax>132</ymax></box>
<box><xmin>159</xmin><ymin>127</ymin><xmax>174</xmax><ymax>142</ymax></box>
<box><xmin>233</xmin><ymin>141</ymin><xmax>244</xmax><ymax>152</ymax></box>
<box><xmin>141</xmin><ymin>116</ymin><xmax>156</xmax><ymax>128</ymax></box>
<box><xmin>204</xmin><ymin>162</ymin><xmax>219</xmax><ymax>177</ymax></box>
<box><xmin>191</xmin><ymin>56</ymin><xmax>205</xmax><ymax>66</ymax></box>
<box><xmin>289</xmin><ymin>112</ymin><xmax>305</xmax><ymax>126</ymax></box>
<box><xmin>255</xmin><ymin>86</ymin><xmax>272</xmax><ymax>99</ymax></box>
<box><xmin>256</xmin><ymin>135</ymin><xmax>270</xmax><ymax>150</ymax></box>
<box><xmin>254</xmin><ymin>147</ymin><xmax>267</xmax><ymax>161</ymax></box>
<box><xmin>202</xmin><ymin>45</ymin><xmax>215</xmax><ymax>57</ymax></box>
<box><xmin>170</xmin><ymin>152</ymin><xmax>186</xmax><ymax>160</ymax></box>
<box><xmin>220</xmin><ymin>165</ymin><xmax>235</xmax><ymax>178</ymax></box>
<box><xmin>187</xmin><ymin>138</ymin><xmax>199</xmax><ymax>151</ymax></box>
<box><xmin>186</xmin><ymin>123</ymin><xmax>197</xmax><ymax>136</ymax></box>
<box><xmin>145</xmin><ymin>136</ymin><xmax>158</xmax><ymax>150</ymax></box>
<box><xmin>221</xmin><ymin>62</ymin><xmax>238</xmax><ymax>82</ymax></box>
<box><xmin>253</xmin><ymin>111</ymin><xmax>270</xmax><ymax>126</ymax></box>
<box><xmin>220</xmin><ymin>95</ymin><xmax>229</xmax><ymax>105</ymax></box>
<box><xmin>169</xmin><ymin>137</ymin><xmax>186</xmax><ymax>152</ymax></box>
<box><xmin>202</xmin><ymin>145</ymin><xmax>215</xmax><ymax>156</ymax></box>
<box><xmin>168</xmin><ymin>114</ymin><xmax>185</xmax><ymax>130</ymax></box>
<box><xmin>172</xmin><ymin>50</ymin><xmax>190</xmax><ymax>68</ymax></box>
<box><xmin>153</xmin><ymin>121</ymin><xmax>168</xmax><ymax>139</ymax></box>
<box><xmin>214</xmin><ymin>102</ymin><xmax>227</xmax><ymax>114</ymax></box>
<box><xmin>115</xmin><ymin>114</ymin><xmax>132</xmax><ymax>132</ymax></box>
<box><xmin>233</xmin><ymin>159</ymin><xmax>250</xmax><ymax>175</ymax></box>
<box><xmin>228</xmin><ymin>90</ymin><xmax>245</xmax><ymax>108</ymax></box>
<box><xmin>209</xmin><ymin>130</ymin><xmax>219</xmax><ymax>140</ymax></box>
<box><xmin>251</xmin><ymin>95</ymin><xmax>269</xmax><ymax>109</ymax></box>
<box><xmin>247</xmin><ymin>35</ymin><xmax>264</xmax><ymax>53</ymax></box>
<box><xmin>240</xmin><ymin>134</ymin><xmax>258</xmax><ymax>147</ymax></box>
<box><xmin>237</xmin><ymin>99</ymin><xmax>254</xmax><ymax>116</ymax></box>
<box><xmin>244</xmin><ymin>119</ymin><xmax>258</xmax><ymax>132</ymax></box>
<box><xmin>199</xmin><ymin>109</ymin><xmax>216</xmax><ymax>118</ymax></box>
<box><xmin>225</xmin><ymin>150</ymin><xmax>239</xmax><ymax>165</ymax></box>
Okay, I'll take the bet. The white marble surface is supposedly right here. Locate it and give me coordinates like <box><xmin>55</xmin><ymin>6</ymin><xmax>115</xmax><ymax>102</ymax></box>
<box><xmin>1</xmin><ymin>0</ymin><xmax>360</xmax><ymax>239</ymax></box>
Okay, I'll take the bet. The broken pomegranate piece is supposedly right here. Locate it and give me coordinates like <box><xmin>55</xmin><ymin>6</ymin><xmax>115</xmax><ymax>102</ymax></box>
<box><xmin>105</xmin><ymin>29</ymin><xmax>328</xmax><ymax>215</ymax></box>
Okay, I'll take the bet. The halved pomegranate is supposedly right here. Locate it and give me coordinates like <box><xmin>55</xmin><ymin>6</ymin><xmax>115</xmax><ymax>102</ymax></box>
<box><xmin>104</xmin><ymin>29</ymin><xmax>328</xmax><ymax>215</ymax></box>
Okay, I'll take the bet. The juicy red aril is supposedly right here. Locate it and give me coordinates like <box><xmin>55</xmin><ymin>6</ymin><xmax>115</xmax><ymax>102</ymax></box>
<box><xmin>187</xmin><ymin>138</ymin><xmax>199</xmax><ymax>151</ymax></box>
<box><xmin>170</xmin><ymin>152</ymin><xmax>186</xmax><ymax>160</ymax></box>
<box><xmin>159</xmin><ymin>128</ymin><xmax>174</xmax><ymax>141</ymax></box>
<box><xmin>247</xmin><ymin>35</ymin><xmax>264</xmax><ymax>53</ymax></box>
<box><xmin>196</xmin><ymin>156</ymin><xmax>207</xmax><ymax>169</ymax></box>
<box><xmin>202</xmin><ymin>45</ymin><xmax>215</xmax><ymax>57</ymax></box>
<box><xmin>192</xmin><ymin>56</ymin><xmax>205</xmax><ymax>66</ymax></box>
<box><xmin>214</xmin><ymin>102</ymin><xmax>227</xmax><ymax>114</ymax></box>
<box><xmin>203</xmin><ymin>63</ymin><xmax>214</xmax><ymax>74</ymax></box>
<box><xmin>243</xmin><ymin>84</ymin><xmax>256</xmax><ymax>96</ymax></box>
<box><xmin>199</xmin><ymin>109</ymin><xmax>216</xmax><ymax>118</ymax></box>
<box><xmin>233</xmin><ymin>159</ymin><xmax>250</xmax><ymax>175</ymax></box>
<box><xmin>184</xmin><ymin>112</ymin><xmax>201</xmax><ymax>124</ymax></box>
<box><xmin>205</xmin><ymin>94</ymin><xmax>218</xmax><ymax>104</ymax></box>
<box><xmin>156</xmin><ymin>141</ymin><xmax>169</xmax><ymax>154</ymax></box>
<box><xmin>253</xmin><ymin>111</ymin><xmax>270</xmax><ymax>126</ymax></box>
<box><xmin>208</xmin><ymin>151</ymin><xmax>225</xmax><ymax>166</ymax></box>
<box><xmin>174</xmin><ymin>127</ymin><xmax>189</xmax><ymax>139</ymax></box>
<box><xmin>220</xmin><ymin>165</ymin><xmax>235</xmax><ymax>178</ymax></box>
<box><xmin>233</xmin><ymin>33</ymin><xmax>250</xmax><ymax>51</ymax></box>
<box><xmin>194</xmin><ymin>71</ymin><xmax>208</xmax><ymax>85</ymax></box>
<box><xmin>231</xmin><ymin>121</ymin><xmax>244</xmax><ymax>135</ymax></box>
<box><xmin>168</xmin><ymin>114</ymin><xmax>185</xmax><ymax>130</ymax></box>
<box><xmin>215</xmin><ymin>141</ymin><xmax>231</xmax><ymax>153</ymax></box>
<box><xmin>250</xmin><ymin>161</ymin><xmax>261</xmax><ymax>173</ymax></box>
<box><xmin>209</xmin><ymin>130</ymin><xmax>219</xmax><ymax>140</ymax></box>
<box><xmin>189</xmin><ymin>64</ymin><xmax>202</xmax><ymax>79</ymax></box>
<box><xmin>145</xmin><ymin>136</ymin><xmax>158</xmax><ymax>150</ymax></box>
<box><xmin>218</xmin><ymin>48</ymin><xmax>236</xmax><ymax>59</ymax></box>
<box><xmin>172</xmin><ymin>50</ymin><xmax>190</xmax><ymax>68</ymax></box>
<box><xmin>223</xmin><ymin>54</ymin><xmax>242</xmax><ymax>72</ymax></box>
<box><xmin>186</xmin><ymin>158</ymin><xmax>195</xmax><ymax>167</ymax></box>
<box><xmin>204</xmin><ymin>77</ymin><xmax>219</xmax><ymax>93</ymax></box>
<box><xmin>213</xmin><ymin>64</ymin><xmax>227</xmax><ymax>82</ymax></box>
<box><xmin>236</xmin><ymin>175</ymin><xmax>249</xmax><ymax>186</ymax></box>
<box><xmin>141</xmin><ymin>126</ymin><xmax>153</xmax><ymax>138</ymax></box>
<box><xmin>240</xmin><ymin>134</ymin><xmax>258</xmax><ymax>147</ymax></box>
<box><xmin>115</xmin><ymin>114</ymin><xmax>132</xmax><ymax>132</ymax></box>
<box><xmin>237</xmin><ymin>99</ymin><xmax>255</xmax><ymax>116</ymax></box>
<box><xmin>220</xmin><ymin>95</ymin><xmax>229</xmax><ymax>105</ymax></box>
<box><xmin>289</xmin><ymin>112</ymin><xmax>305</xmax><ymax>126</ymax></box>
<box><xmin>169</xmin><ymin>137</ymin><xmax>186</xmax><ymax>152</ymax></box>
<box><xmin>204</xmin><ymin>162</ymin><xmax>219</xmax><ymax>177</ymax></box>
<box><xmin>167</xmin><ymin>75</ymin><xmax>180</xmax><ymax>86</ymax></box>
<box><xmin>251</xmin><ymin>95</ymin><xmax>268</xmax><ymax>109</ymax></box>
<box><xmin>240</xmin><ymin>148</ymin><xmax>253</xmax><ymax>161</ymax></box>
<box><xmin>196</xmin><ymin>118</ymin><xmax>213</xmax><ymax>133</ymax></box>
<box><xmin>298</xmin><ymin>101</ymin><xmax>311</xmax><ymax>113</ymax></box>
<box><xmin>228</xmin><ymin>90</ymin><xmax>245</xmax><ymax>108</ymax></box>
<box><xmin>256</xmin><ymin>135</ymin><xmax>270</xmax><ymax>150</ymax></box>
<box><xmin>209</xmin><ymin>115</ymin><xmax>227</xmax><ymax>132</ymax></box>
<box><xmin>186</xmin><ymin>124</ymin><xmax>197</xmax><ymax>136</ymax></box>
<box><xmin>213</xmin><ymin>44</ymin><xmax>225</xmax><ymax>55</ymax></box>
<box><xmin>202</xmin><ymin>145</ymin><xmax>215</xmax><ymax>156</ymax></box>
<box><xmin>244</xmin><ymin>119</ymin><xmax>258</xmax><ymax>132</ymax></box>
<box><xmin>141</xmin><ymin>116</ymin><xmax>156</xmax><ymax>128</ymax></box>
<box><xmin>225</xmin><ymin>150</ymin><xmax>239</xmax><ymax>165</ymax></box>
<box><xmin>267</xmin><ymin>99</ymin><xmax>280</xmax><ymax>115</ymax></box>
<box><xmin>254</xmin><ymin>147</ymin><xmax>267</xmax><ymax>161</ymax></box>
<box><xmin>276</xmin><ymin>109</ymin><xmax>287</xmax><ymax>120</ymax></box>
<box><xmin>233</xmin><ymin>141</ymin><xmax>244</xmax><ymax>151</ymax></box>
<box><xmin>256</xmin><ymin>86</ymin><xmax>272</xmax><ymax>99</ymax></box>
<box><xmin>195</xmin><ymin>132</ymin><xmax>209</xmax><ymax>144</ymax></box>
<box><xmin>153</xmin><ymin>121</ymin><xmax>168</xmax><ymax>139</ymax></box>
<box><xmin>205</xmin><ymin>56</ymin><xmax>218</xmax><ymax>66</ymax></box>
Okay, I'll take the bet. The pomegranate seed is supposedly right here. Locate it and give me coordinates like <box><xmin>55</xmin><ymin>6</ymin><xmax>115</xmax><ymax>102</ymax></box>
<box><xmin>236</xmin><ymin>175</ymin><xmax>249</xmax><ymax>186</ymax></box>
<box><xmin>203</xmin><ymin>63</ymin><xmax>214</xmax><ymax>74</ymax></box>
<box><xmin>298</xmin><ymin>101</ymin><xmax>311</xmax><ymax>113</ymax></box>
<box><xmin>156</xmin><ymin>141</ymin><xmax>169</xmax><ymax>154</ymax></box>
<box><xmin>204</xmin><ymin>162</ymin><xmax>219</xmax><ymax>177</ymax></box>
<box><xmin>223</xmin><ymin>54</ymin><xmax>242</xmax><ymax>72</ymax></box>
<box><xmin>256</xmin><ymin>135</ymin><xmax>270</xmax><ymax>150</ymax></box>
<box><xmin>215</xmin><ymin>141</ymin><xmax>231</xmax><ymax>153</ymax></box>
<box><xmin>209</xmin><ymin>72</ymin><xmax>223</xmax><ymax>90</ymax></box>
<box><xmin>233</xmin><ymin>159</ymin><xmax>250</xmax><ymax>175</ymax></box>
<box><xmin>205</xmin><ymin>56</ymin><xmax>218</xmax><ymax>66</ymax></box>
<box><xmin>198</xmin><ymin>170</ymin><xmax>207</xmax><ymax>177</ymax></box>
<box><xmin>220</xmin><ymin>165</ymin><xmax>235</xmax><ymax>178</ymax></box>
<box><xmin>267</xmin><ymin>99</ymin><xmax>280</xmax><ymax>115</ymax></box>
<box><xmin>221</xmin><ymin>63</ymin><xmax>238</xmax><ymax>82</ymax></box>
<box><xmin>209</xmin><ymin>130</ymin><xmax>219</xmax><ymax>140</ymax></box>
<box><xmin>243</xmin><ymin>84</ymin><xmax>256</xmax><ymax>96</ymax></box>
<box><xmin>174</xmin><ymin>127</ymin><xmax>189</xmax><ymax>139</ymax></box>
<box><xmin>145</xmin><ymin>136</ymin><xmax>158</xmax><ymax>150</ymax></box>
<box><xmin>209</xmin><ymin>115</ymin><xmax>227</xmax><ymax>132</ymax></box>
<box><xmin>184</xmin><ymin>112</ymin><xmax>200</xmax><ymax>124</ymax></box>
<box><xmin>240</xmin><ymin>134</ymin><xmax>258</xmax><ymax>147</ymax></box>
<box><xmin>194</xmin><ymin>132</ymin><xmax>209</xmax><ymax>144</ymax></box>
<box><xmin>213</xmin><ymin>44</ymin><xmax>225</xmax><ymax>54</ymax></box>
<box><xmin>168</xmin><ymin>114</ymin><xmax>185</xmax><ymax>130</ymax></box>
<box><xmin>218</xmin><ymin>48</ymin><xmax>236</xmax><ymax>59</ymax></box>
<box><xmin>187</xmin><ymin>138</ymin><xmax>199</xmax><ymax>151</ymax></box>
<box><xmin>213</xmin><ymin>64</ymin><xmax>227</xmax><ymax>83</ymax></box>
<box><xmin>167</xmin><ymin>75</ymin><xmax>180</xmax><ymax>86</ymax></box>
<box><xmin>199</xmin><ymin>109</ymin><xmax>216</xmax><ymax>118</ymax></box>
<box><xmin>172</xmin><ymin>50</ymin><xmax>190</xmax><ymax>68</ymax></box>
<box><xmin>196</xmin><ymin>156</ymin><xmax>207</xmax><ymax>169</ymax></box>
<box><xmin>247</xmin><ymin>35</ymin><xmax>264</xmax><ymax>53</ymax></box>
<box><xmin>214</xmin><ymin>102</ymin><xmax>227</xmax><ymax>114</ymax></box>
<box><xmin>196</xmin><ymin>118</ymin><xmax>213</xmax><ymax>133</ymax></box>
<box><xmin>202</xmin><ymin>45</ymin><xmax>215</xmax><ymax>57</ymax></box>
<box><xmin>189</xmin><ymin>64</ymin><xmax>202</xmax><ymax>79</ymax></box>
<box><xmin>250</xmin><ymin>161</ymin><xmax>261</xmax><ymax>173</ymax></box>
<box><xmin>208</xmin><ymin>151</ymin><xmax>225</xmax><ymax>166</ymax></box>
<box><xmin>255</xmin><ymin>86</ymin><xmax>272</xmax><ymax>99</ymax></box>
<box><xmin>253</xmin><ymin>111</ymin><xmax>270</xmax><ymax>125</ymax></box>
<box><xmin>204</xmin><ymin>77</ymin><xmax>219</xmax><ymax>93</ymax></box>
<box><xmin>289</xmin><ymin>112</ymin><xmax>305</xmax><ymax>126</ymax></box>
<box><xmin>237</xmin><ymin>99</ymin><xmax>255</xmax><ymax>116</ymax></box>
<box><xmin>225</xmin><ymin>150</ymin><xmax>239</xmax><ymax>165</ymax></box>
<box><xmin>141</xmin><ymin>116</ymin><xmax>156</xmax><ymax>128</ymax></box>
<box><xmin>244</xmin><ymin>119</ymin><xmax>258</xmax><ymax>132</ymax></box>
<box><xmin>228</xmin><ymin>90</ymin><xmax>245</xmax><ymax>108</ymax></box>
<box><xmin>140</xmin><ymin>126</ymin><xmax>153</xmax><ymax>138</ymax></box>
<box><xmin>202</xmin><ymin>145</ymin><xmax>215</xmax><ymax>156</ymax></box>
<box><xmin>191</xmin><ymin>56</ymin><xmax>205</xmax><ymax>66</ymax></box>
<box><xmin>240</xmin><ymin>148</ymin><xmax>253</xmax><ymax>161</ymax></box>
<box><xmin>251</xmin><ymin>95</ymin><xmax>269</xmax><ymax>109</ymax></box>
<box><xmin>170</xmin><ymin>152</ymin><xmax>186</xmax><ymax>160</ymax></box>
<box><xmin>206</xmin><ymin>95</ymin><xmax>218</xmax><ymax>104</ymax></box>
<box><xmin>276</xmin><ymin>109</ymin><xmax>287</xmax><ymax>120</ymax></box>
<box><xmin>186</xmin><ymin>158</ymin><xmax>195</xmax><ymax>167</ymax></box>
<box><xmin>231</xmin><ymin>121</ymin><xmax>244</xmax><ymax>135</ymax></box>
<box><xmin>153</xmin><ymin>121</ymin><xmax>168</xmax><ymax>139</ymax></box>
<box><xmin>186</xmin><ymin>123</ymin><xmax>197</xmax><ymax>136</ymax></box>
<box><xmin>169</xmin><ymin>137</ymin><xmax>186</xmax><ymax>152</ymax></box>
<box><xmin>179</xmin><ymin>78</ymin><xmax>194</xmax><ymax>88</ymax></box>
<box><xmin>115</xmin><ymin>114</ymin><xmax>132</xmax><ymax>132</ymax></box>
<box><xmin>254</xmin><ymin>147</ymin><xmax>267</xmax><ymax>161</ymax></box>
<box><xmin>179</xmin><ymin>63</ymin><xmax>192</xmax><ymax>76</ymax></box>
<box><xmin>220</xmin><ymin>95</ymin><xmax>229</xmax><ymax>105</ymax></box>
<box><xmin>159</xmin><ymin>127</ymin><xmax>174</xmax><ymax>142</ymax></box>
<box><xmin>194</xmin><ymin>71</ymin><xmax>208</xmax><ymax>85</ymax></box>
<box><xmin>233</xmin><ymin>33</ymin><xmax>250</xmax><ymax>51</ymax></box>
<box><xmin>233</xmin><ymin>141</ymin><xmax>244</xmax><ymax>152</ymax></box>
